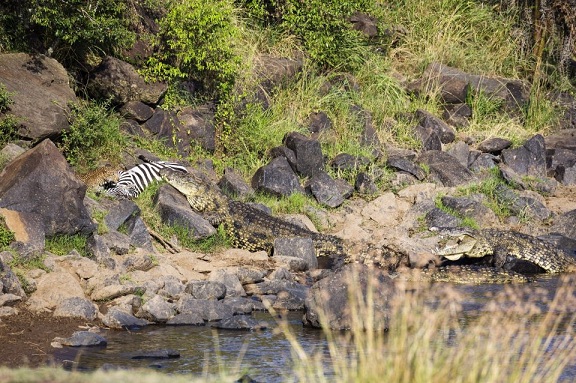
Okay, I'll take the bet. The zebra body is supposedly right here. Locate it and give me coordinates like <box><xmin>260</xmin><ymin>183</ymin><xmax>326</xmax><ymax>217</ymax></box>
<box><xmin>104</xmin><ymin>160</ymin><xmax>188</xmax><ymax>198</ymax></box>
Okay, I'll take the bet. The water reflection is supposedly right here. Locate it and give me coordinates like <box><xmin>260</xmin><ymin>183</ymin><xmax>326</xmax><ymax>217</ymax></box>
<box><xmin>52</xmin><ymin>275</ymin><xmax>576</xmax><ymax>382</ymax></box>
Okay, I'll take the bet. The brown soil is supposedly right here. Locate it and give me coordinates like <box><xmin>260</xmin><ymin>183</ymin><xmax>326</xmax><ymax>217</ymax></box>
<box><xmin>0</xmin><ymin>304</ymin><xmax>99</xmax><ymax>368</ymax></box>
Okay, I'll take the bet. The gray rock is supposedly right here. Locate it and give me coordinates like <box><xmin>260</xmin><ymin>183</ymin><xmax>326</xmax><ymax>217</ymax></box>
<box><xmin>414</xmin><ymin>124</ymin><xmax>442</xmax><ymax>151</ymax></box>
<box><xmin>477</xmin><ymin>137</ymin><xmax>512</xmax><ymax>153</ymax></box>
<box><xmin>102</xmin><ymin>199</ymin><xmax>141</xmax><ymax>231</ymax></box>
<box><xmin>120</xmin><ymin>101</ymin><xmax>154</xmax><ymax>123</ymax></box>
<box><xmin>177</xmin><ymin>296</ymin><xmax>234</xmax><ymax>321</ymax></box>
<box><xmin>269</xmin><ymin>146</ymin><xmax>297</xmax><ymax>172</ymax></box>
<box><xmin>218</xmin><ymin>168</ymin><xmax>254</xmax><ymax>198</ymax></box>
<box><xmin>425</xmin><ymin>207</ymin><xmax>462</xmax><ymax>228</ymax></box>
<box><xmin>158</xmin><ymin>279</ymin><xmax>185</xmax><ymax>299</ymax></box>
<box><xmin>0</xmin><ymin>139</ymin><xmax>96</xmax><ymax>238</ymax></box>
<box><xmin>494</xmin><ymin>184</ymin><xmax>551</xmax><ymax>221</ymax></box>
<box><xmin>0</xmin><ymin>143</ymin><xmax>26</xmax><ymax>164</ymax></box>
<box><xmin>354</xmin><ymin>172</ymin><xmax>378</xmax><ymax>194</ymax></box>
<box><xmin>143</xmin><ymin>107</ymin><xmax>180</xmax><ymax>145</ymax></box>
<box><xmin>177</xmin><ymin>104</ymin><xmax>216</xmax><ymax>155</ymax></box>
<box><xmin>272</xmin><ymin>286</ymin><xmax>307</xmax><ymax>311</ymax></box>
<box><xmin>154</xmin><ymin>184</ymin><xmax>216</xmax><ymax>239</ymax></box>
<box><xmin>447</xmin><ymin>141</ymin><xmax>470</xmax><ymax>169</ymax></box>
<box><xmin>222</xmin><ymin>297</ymin><xmax>258</xmax><ymax>314</ymax></box>
<box><xmin>54</xmin><ymin>297</ymin><xmax>98</xmax><ymax>320</ymax></box>
<box><xmin>86</xmin><ymin>233</ymin><xmax>114</xmax><ymax>268</ymax></box>
<box><xmin>209</xmin><ymin>270</ymin><xmax>246</xmax><ymax>297</ymax></box>
<box><xmin>306</xmin><ymin>111</ymin><xmax>332</xmax><ymax>133</ymax></box>
<box><xmin>329</xmin><ymin>153</ymin><xmax>370</xmax><ymax>171</ymax></box>
<box><xmin>442</xmin><ymin>103</ymin><xmax>471</xmax><ymax>128</ymax></box>
<box><xmin>469</xmin><ymin>152</ymin><xmax>498</xmax><ymax>172</ymax></box>
<box><xmin>273</xmin><ymin>237</ymin><xmax>317</xmax><ymax>270</ymax></box>
<box><xmin>102</xmin><ymin>307</ymin><xmax>149</xmax><ymax>329</ymax></box>
<box><xmin>418</xmin><ymin>150</ymin><xmax>475</xmax><ymax>186</ymax></box>
<box><xmin>251</xmin><ymin>156</ymin><xmax>304</xmax><ymax>197</ymax></box>
<box><xmin>54</xmin><ymin>331</ymin><xmax>107</xmax><ymax>347</ymax></box>
<box><xmin>124</xmin><ymin>216</ymin><xmax>154</xmax><ymax>251</ymax></box>
<box><xmin>87</xmin><ymin>56</ymin><xmax>167</xmax><ymax>105</ymax></box>
<box><xmin>185</xmin><ymin>281</ymin><xmax>227</xmax><ymax>300</ymax></box>
<box><xmin>140</xmin><ymin>295</ymin><xmax>176</xmax><ymax>323</ymax></box>
<box><xmin>122</xmin><ymin>254</ymin><xmax>155</xmax><ymax>272</ymax></box>
<box><xmin>166</xmin><ymin>312</ymin><xmax>205</xmax><ymax>326</ymax></box>
<box><xmin>303</xmin><ymin>264</ymin><xmax>395</xmax><ymax>330</ymax></box>
<box><xmin>283</xmin><ymin>132</ymin><xmax>324</xmax><ymax>177</ymax></box>
<box><xmin>386</xmin><ymin>155</ymin><xmax>426</xmax><ymax>180</ymax></box>
<box><xmin>415</xmin><ymin>109</ymin><xmax>456</xmax><ymax>144</ymax></box>
<box><xmin>213</xmin><ymin>315</ymin><xmax>268</xmax><ymax>330</ymax></box>
<box><xmin>0</xmin><ymin>53</ymin><xmax>77</xmax><ymax>140</ymax></box>
<box><xmin>102</xmin><ymin>230</ymin><xmax>131</xmax><ymax>255</ymax></box>
<box><xmin>440</xmin><ymin>195</ymin><xmax>498</xmax><ymax>225</ymax></box>
<box><xmin>501</xmin><ymin>134</ymin><xmax>547</xmax><ymax>177</ymax></box>
<box><xmin>305</xmin><ymin>171</ymin><xmax>346</xmax><ymax>208</ymax></box>
<box><xmin>550</xmin><ymin>210</ymin><xmax>576</xmax><ymax>240</ymax></box>
<box><xmin>234</xmin><ymin>267</ymin><xmax>266</xmax><ymax>285</ymax></box>
<box><xmin>0</xmin><ymin>294</ymin><xmax>22</xmax><ymax>307</ymax></box>
<box><xmin>272</xmin><ymin>256</ymin><xmax>308</xmax><ymax>272</ymax></box>
<box><xmin>0</xmin><ymin>257</ymin><xmax>26</xmax><ymax>298</ymax></box>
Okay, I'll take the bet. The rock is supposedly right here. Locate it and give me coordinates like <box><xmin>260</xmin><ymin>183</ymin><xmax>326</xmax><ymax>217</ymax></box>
<box><xmin>251</xmin><ymin>156</ymin><xmax>304</xmax><ymax>197</ymax></box>
<box><xmin>414</xmin><ymin>124</ymin><xmax>442</xmax><ymax>151</ymax></box>
<box><xmin>442</xmin><ymin>103</ymin><xmax>471</xmax><ymax>128</ymax></box>
<box><xmin>418</xmin><ymin>150</ymin><xmax>475</xmax><ymax>186</ymax></box>
<box><xmin>272</xmin><ymin>287</ymin><xmax>307</xmax><ymax>310</ymax></box>
<box><xmin>26</xmin><ymin>270</ymin><xmax>85</xmax><ymax>312</ymax></box>
<box><xmin>303</xmin><ymin>264</ymin><xmax>394</xmax><ymax>330</ymax></box>
<box><xmin>425</xmin><ymin>207</ymin><xmax>462</xmax><ymax>228</ymax></box>
<box><xmin>273</xmin><ymin>256</ymin><xmax>309</xmax><ymax>272</ymax></box>
<box><xmin>222</xmin><ymin>297</ymin><xmax>258</xmax><ymax>314</ymax></box>
<box><xmin>87</xmin><ymin>56</ymin><xmax>167</xmax><ymax>105</ymax></box>
<box><xmin>166</xmin><ymin>312</ymin><xmax>205</xmax><ymax>326</ymax></box>
<box><xmin>185</xmin><ymin>281</ymin><xmax>227</xmax><ymax>300</ymax></box>
<box><xmin>0</xmin><ymin>208</ymin><xmax>45</xmax><ymax>258</ymax></box>
<box><xmin>446</xmin><ymin>141</ymin><xmax>470</xmax><ymax>169</ymax></box>
<box><xmin>213</xmin><ymin>315</ymin><xmax>268</xmax><ymax>330</ymax></box>
<box><xmin>477</xmin><ymin>137</ymin><xmax>512</xmax><ymax>153</ymax></box>
<box><xmin>269</xmin><ymin>146</ymin><xmax>297</xmax><ymax>172</ymax></box>
<box><xmin>54</xmin><ymin>331</ymin><xmax>107</xmax><ymax>347</ymax></box>
<box><xmin>54</xmin><ymin>297</ymin><xmax>98</xmax><ymax>320</ymax></box>
<box><xmin>501</xmin><ymin>134</ymin><xmax>547</xmax><ymax>177</ymax></box>
<box><xmin>102</xmin><ymin>307</ymin><xmax>149</xmax><ymax>329</ymax></box>
<box><xmin>101</xmin><ymin>199</ymin><xmax>141</xmax><ymax>231</ymax></box>
<box><xmin>354</xmin><ymin>172</ymin><xmax>378</xmax><ymax>194</ymax></box>
<box><xmin>176</xmin><ymin>104</ymin><xmax>216</xmax><ymax>154</ymax></box>
<box><xmin>0</xmin><ymin>143</ymin><xmax>26</xmax><ymax>163</ymax></box>
<box><xmin>416</xmin><ymin>62</ymin><xmax>530</xmax><ymax>112</ymax></box>
<box><xmin>440</xmin><ymin>195</ymin><xmax>498</xmax><ymax>226</ymax></box>
<box><xmin>154</xmin><ymin>184</ymin><xmax>216</xmax><ymax>239</ymax></box>
<box><xmin>549</xmin><ymin>210</ymin><xmax>576</xmax><ymax>240</ymax></box>
<box><xmin>124</xmin><ymin>216</ymin><xmax>155</xmax><ymax>251</ymax></box>
<box><xmin>218</xmin><ymin>168</ymin><xmax>254</xmax><ymax>198</ymax></box>
<box><xmin>140</xmin><ymin>295</ymin><xmax>176</xmax><ymax>323</ymax></box>
<box><xmin>273</xmin><ymin>237</ymin><xmax>317</xmax><ymax>270</ymax></box>
<box><xmin>91</xmin><ymin>284</ymin><xmax>143</xmax><ymax>301</ymax></box>
<box><xmin>306</xmin><ymin>111</ymin><xmax>332</xmax><ymax>133</ymax></box>
<box><xmin>330</xmin><ymin>153</ymin><xmax>370</xmax><ymax>171</ymax></box>
<box><xmin>234</xmin><ymin>267</ymin><xmax>266</xmax><ymax>285</ymax></box>
<box><xmin>349</xmin><ymin>12</ymin><xmax>378</xmax><ymax>37</ymax></box>
<box><xmin>386</xmin><ymin>155</ymin><xmax>426</xmax><ymax>180</ymax></box>
<box><xmin>143</xmin><ymin>107</ymin><xmax>181</xmax><ymax>146</ymax></box>
<box><xmin>415</xmin><ymin>109</ymin><xmax>456</xmax><ymax>144</ymax></box>
<box><xmin>0</xmin><ymin>294</ymin><xmax>22</xmax><ymax>307</ymax></box>
<box><xmin>102</xmin><ymin>230</ymin><xmax>131</xmax><ymax>255</ymax></box>
<box><xmin>120</xmin><ymin>101</ymin><xmax>154</xmax><ymax>123</ymax></box>
<box><xmin>283</xmin><ymin>132</ymin><xmax>324</xmax><ymax>177</ymax></box>
<box><xmin>0</xmin><ymin>53</ymin><xmax>77</xmax><ymax>140</ymax></box>
<box><xmin>469</xmin><ymin>152</ymin><xmax>498</xmax><ymax>172</ymax></box>
<box><xmin>177</xmin><ymin>296</ymin><xmax>234</xmax><ymax>321</ymax></box>
<box><xmin>209</xmin><ymin>270</ymin><xmax>246</xmax><ymax>297</ymax></box>
<box><xmin>304</xmin><ymin>171</ymin><xmax>347</xmax><ymax>208</ymax></box>
<box><xmin>494</xmin><ymin>184</ymin><xmax>551</xmax><ymax>221</ymax></box>
<box><xmin>0</xmin><ymin>139</ymin><xmax>96</xmax><ymax>238</ymax></box>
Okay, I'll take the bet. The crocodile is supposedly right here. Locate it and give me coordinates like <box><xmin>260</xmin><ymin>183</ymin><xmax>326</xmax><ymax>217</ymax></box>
<box><xmin>433</xmin><ymin>227</ymin><xmax>576</xmax><ymax>273</ymax></box>
<box><xmin>160</xmin><ymin>169</ymin><xmax>548</xmax><ymax>284</ymax></box>
<box><xmin>160</xmin><ymin>169</ymin><xmax>344</xmax><ymax>257</ymax></box>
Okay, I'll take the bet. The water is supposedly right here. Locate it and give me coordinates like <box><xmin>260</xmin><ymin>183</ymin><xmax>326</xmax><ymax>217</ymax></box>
<box><xmin>52</xmin><ymin>275</ymin><xmax>576</xmax><ymax>382</ymax></box>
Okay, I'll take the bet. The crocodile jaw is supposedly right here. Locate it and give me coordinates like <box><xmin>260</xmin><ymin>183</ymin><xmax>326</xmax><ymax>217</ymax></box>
<box><xmin>435</xmin><ymin>235</ymin><xmax>479</xmax><ymax>260</ymax></box>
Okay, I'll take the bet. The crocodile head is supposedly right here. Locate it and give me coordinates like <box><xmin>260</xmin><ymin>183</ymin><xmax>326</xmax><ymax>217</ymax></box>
<box><xmin>431</xmin><ymin>227</ymin><xmax>483</xmax><ymax>261</ymax></box>
<box><xmin>160</xmin><ymin>168</ymin><xmax>222</xmax><ymax>212</ymax></box>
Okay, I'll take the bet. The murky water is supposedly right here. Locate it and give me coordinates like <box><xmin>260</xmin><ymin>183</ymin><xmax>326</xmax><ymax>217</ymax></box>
<box><xmin>52</xmin><ymin>274</ymin><xmax>576</xmax><ymax>382</ymax></box>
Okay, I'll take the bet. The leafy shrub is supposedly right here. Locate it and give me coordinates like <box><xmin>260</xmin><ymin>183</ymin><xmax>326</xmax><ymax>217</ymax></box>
<box><xmin>239</xmin><ymin>0</ymin><xmax>375</xmax><ymax>70</ymax></box>
<box><xmin>28</xmin><ymin>0</ymin><xmax>135</xmax><ymax>66</ymax></box>
<box><xmin>144</xmin><ymin>0</ymin><xmax>241</xmax><ymax>98</ymax></box>
<box><xmin>0</xmin><ymin>83</ymin><xmax>20</xmax><ymax>145</ymax></box>
<box><xmin>60</xmin><ymin>100</ymin><xmax>126</xmax><ymax>170</ymax></box>
<box><xmin>0</xmin><ymin>218</ymin><xmax>15</xmax><ymax>249</ymax></box>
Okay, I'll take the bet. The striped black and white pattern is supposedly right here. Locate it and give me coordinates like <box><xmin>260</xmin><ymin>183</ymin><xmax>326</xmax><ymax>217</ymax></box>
<box><xmin>104</xmin><ymin>158</ymin><xmax>188</xmax><ymax>199</ymax></box>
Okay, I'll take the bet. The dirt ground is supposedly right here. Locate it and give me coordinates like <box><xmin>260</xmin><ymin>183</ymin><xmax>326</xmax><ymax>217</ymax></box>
<box><xmin>0</xmin><ymin>304</ymin><xmax>98</xmax><ymax>368</ymax></box>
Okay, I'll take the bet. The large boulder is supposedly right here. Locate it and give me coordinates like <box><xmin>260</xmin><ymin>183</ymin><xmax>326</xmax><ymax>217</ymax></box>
<box><xmin>303</xmin><ymin>264</ymin><xmax>395</xmax><ymax>331</ymax></box>
<box><xmin>87</xmin><ymin>56</ymin><xmax>167</xmax><ymax>105</ymax></box>
<box><xmin>0</xmin><ymin>53</ymin><xmax>77</xmax><ymax>140</ymax></box>
<box><xmin>0</xmin><ymin>139</ymin><xmax>95</xmax><ymax>239</ymax></box>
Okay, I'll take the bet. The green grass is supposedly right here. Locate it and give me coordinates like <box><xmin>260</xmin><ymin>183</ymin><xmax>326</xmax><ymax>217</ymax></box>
<box><xmin>45</xmin><ymin>234</ymin><xmax>89</xmax><ymax>258</ymax></box>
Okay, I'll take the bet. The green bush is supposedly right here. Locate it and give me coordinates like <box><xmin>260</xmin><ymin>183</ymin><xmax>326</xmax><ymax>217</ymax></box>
<box><xmin>144</xmin><ymin>0</ymin><xmax>241</xmax><ymax>98</ymax></box>
<box><xmin>239</xmin><ymin>0</ymin><xmax>375</xmax><ymax>70</ymax></box>
<box><xmin>0</xmin><ymin>218</ymin><xmax>15</xmax><ymax>249</ymax></box>
<box><xmin>28</xmin><ymin>0</ymin><xmax>135</xmax><ymax>66</ymax></box>
<box><xmin>60</xmin><ymin>100</ymin><xmax>126</xmax><ymax>170</ymax></box>
<box><xmin>0</xmin><ymin>83</ymin><xmax>20</xmax><ymax>145</ymax></box>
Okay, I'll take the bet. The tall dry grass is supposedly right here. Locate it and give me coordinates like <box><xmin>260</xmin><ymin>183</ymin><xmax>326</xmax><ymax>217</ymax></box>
<box><xmin>281</xmin><ymin>270</ymin><xmax>576</xmax><ymax>383</ymax></box>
